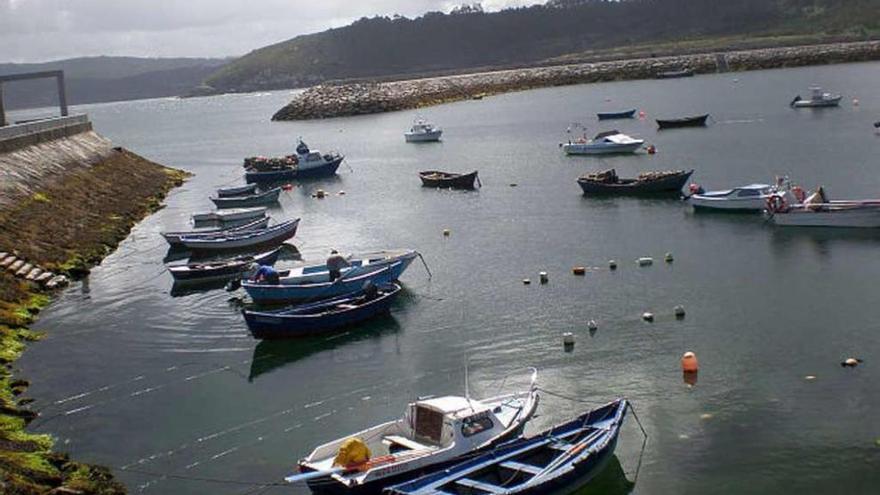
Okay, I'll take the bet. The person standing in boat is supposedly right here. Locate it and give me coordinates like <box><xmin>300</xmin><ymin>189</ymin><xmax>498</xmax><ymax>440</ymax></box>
<box><xmin>327</xmin><ymin>250</ymin><xmax>350</xmax><ymax>282</ymax></box>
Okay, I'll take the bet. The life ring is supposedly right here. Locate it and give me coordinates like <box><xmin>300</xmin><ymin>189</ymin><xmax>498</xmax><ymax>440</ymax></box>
<box><xmin>765</xmin><ymin>195</ymin><xmax>787</xmax><ymax>213</ymax></box>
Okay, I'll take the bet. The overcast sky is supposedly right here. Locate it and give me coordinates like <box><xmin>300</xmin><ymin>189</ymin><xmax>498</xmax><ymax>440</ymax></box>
<box><xmin>1</xmin><ymin>0</ymin><xmax>546</xmax><ymax>63</ymax></box>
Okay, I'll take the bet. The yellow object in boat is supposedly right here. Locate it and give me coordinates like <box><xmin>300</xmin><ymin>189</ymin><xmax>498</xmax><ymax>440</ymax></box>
<box><xmin>333</xmin><ymin>437</ymin><xmax>371</xmax><ymax>467</ymax></box>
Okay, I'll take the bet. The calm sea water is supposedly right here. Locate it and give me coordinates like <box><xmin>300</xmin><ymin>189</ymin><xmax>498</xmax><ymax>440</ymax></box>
<box><xmin>18</xmin><ymin>62</ymin><xmax>880</xmax><ymax>495</ymax></box>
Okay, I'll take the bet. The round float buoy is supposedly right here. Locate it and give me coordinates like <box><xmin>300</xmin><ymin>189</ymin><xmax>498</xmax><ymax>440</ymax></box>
<box><xmin>665</xmin><ymin>252</ymin><xmax>674</xmax><ymax>263</ymax></box>
<box><xmin>314</xmin><ymin>189</ymin><xmax>326</xmax><ymax>199</ymax></box>
<box><xmin>608</xmin><ymin>260</ymin><xmax>618</xmax><ymax>270</ymax></box>
<box><xmin>282</xmin><ymin>183</ymin><xmax>294</xmax><ymax>191</ymax></box>
<box><xmin>841</xmin><ymin>357</ymin><xmax>862</xmax><ymax>367</ymax></box>
<box><xmin>587</xmin><ymin>320</ymin><xmax>598</xmax><ymax>331</ymax></box>
<box><xmin>853</xmin><ymin>98</ymin><xmax>860</xmax><ymax>106</ymax></box>
<box><xmin>638</xmin><ymin>257</ymin><xmax>653</xmax><ymax>266</ymax></box>
<box><xmin>563</xmin><ymin>332</ymin><xmax>575</xmax><ymax>350</ymax></box>
<box><xmin>674</xmin><ymin>305</ymin><xmax>686</xmax><ymax>318</ymax></box>
<box><xmin>681</xmin><ymin>351</ymin><xmax>699</xmax><ymax>372</ymax></box>
<box><xmin>523</xmin><ymin>278</ymin><xmax>531</xmax><ymax>285</ymax></box>
<box><xmin>804</xmin><ymin>375</ymin><xmax>817</xmax><ymax>381</ymax></box>
<box><xmin>338</xmin><ymin>190</ymin><xmax>346</xmax><ymax>196</ymax></box>
<box><xmin>539</xmin><ymin>271</ymin><xmax>549</xmax><ymax>284</ymax></box>
<box><xmin>442</xmin><ymin>229</ymin><xmax>451</xmax><ymax>237</ymax></box>
<box><xmin>647</xmin><ymin>144</ymin><xmax>657</xmax><ymax>155</ymax></box>
<box><xmin>572</xmin><ymin>266</ymin><xmax>586</xmax><ymax>275</ymax></box>
<box><xmin>642</xmin><ymin>312</ymin><xmax>654</xmax><ymax>322</ymax></box>
<box><xmin>510</xmin><ymin>183</ymin><xmax>518</xmax><ymax>187</ymax></box>
<box><xmin>638</xmin><ymin>110</ymin><xmax>646</xmax><ymax>119</ymax></box>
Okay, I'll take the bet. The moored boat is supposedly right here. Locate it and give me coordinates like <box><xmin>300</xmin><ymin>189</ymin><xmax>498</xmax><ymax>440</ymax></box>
<box><xmin>766</xmin><ymin>189</ymin><xmax>880</xmax><ymax>227</ymax></box>
<box><xmin>405</xmin><ymin>119</ymin><xmax>443</xmax><ymax>142</ymax></box>
<box><xmin>562</xmin><ymin>130</ymin><xmax>644</xmax><ymax>155</ymax></box>
<box><xmin>790</xmin><ymin>87</ymin><xmax>842</xmax><ymax>108</ymax></box>
<box><xmin>656</xmin><ymin>114</ymin><xmax>709</xmax><ymax>129</ymax></box>
<box><xmin>689</xmin><ymin>183</ymin><xmax>796</xmax><ymax>212</ymax></box>
<box><xmin>577</xmin><ymin>169</ymin><xmax>692</xmax><ymax>195</ymax></box>
<box><xmin>418</xmin><ymin>170</ymin><xmax>480</xmax><ymax>189</ymax></box>
<box><xmin>161</xmin><ymin>216</ymin><xmax>270</xmax><ymax>247</ymax></box>
<box><xmin>596</xmin><ymin>109</ymin><xmax>636</xmax><ymax>120</ymax></box>
<box><xmin>289</xmin><ymin>369</ymin><xmax>540</xmax><ymax>494</ymax></box>
<box><xmin>385</xmin><ymin>399</ymin><xmax>628</xmax><ymax>495</ymax></box>
<box><xmin>180</xmin><ymin>218</ymin><xmax>299</xmax><ymax>251</ymax></box>
<box><xmin>210</xmin><ymin>187</ymin><xmax>281</xmax><ymax>208</ymax></box>
<box><xmin>243</xmin><ymin>282</ymin><xmax>402</xmax><ymax>339</ymax></box>
<box><xmin>217</xmin><ymin>183</ymin><xmax>258</xmax><ymax>197</ymax></box>
<box><xmin>191</xmin><ymin>207</ymin><xmax>267</xmax><ymax>224</ymax></box>
<box><xmin>167</xmin><ymin>247</ymin><xmax>281</xmax><ymax>284</ymax></box>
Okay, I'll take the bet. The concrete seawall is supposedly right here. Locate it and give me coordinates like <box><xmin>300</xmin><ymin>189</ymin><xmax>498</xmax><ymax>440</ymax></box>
<box><xmin>273</xmin><ymin>40</ymin><xmax>880</xmax><ymax>121</ymax></box>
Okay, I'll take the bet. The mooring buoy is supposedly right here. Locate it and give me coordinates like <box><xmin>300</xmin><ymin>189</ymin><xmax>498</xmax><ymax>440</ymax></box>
<box><xmin>681</xmin><ymin>351</ymin><xmax>699</xmax><ymax>372</ymax></box>
<box><xmin>674</xmin><ymin>305</ymin><xmax>686</xmax><ymax>318</ymax></box>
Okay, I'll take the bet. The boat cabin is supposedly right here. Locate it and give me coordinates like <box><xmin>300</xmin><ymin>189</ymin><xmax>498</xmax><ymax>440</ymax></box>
<box><xmin>410</xmin><ymin>120</ymin><xmax>437</xmax><ymax>134</ymax></box>
<box><xmin>401</xmin><ymin>396</ymin><xmax>506</xmax><ymax>452</ymax></box>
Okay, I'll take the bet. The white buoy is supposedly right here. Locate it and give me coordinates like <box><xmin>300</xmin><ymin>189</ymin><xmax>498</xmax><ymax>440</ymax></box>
<box><xmin>638</xmin><ymin>257</ymin><xmax>653</xmax><ymax>266</ymax></box>
<box><xmin>642</xmin><ymin>312</ymin><xmax>654</xmax><ymax>322</ymax></box>
<box><xmin>539</xmin><ymin>271</ymin><xmax>549</xmax><ymax>284</ymax></box>
<box><xmin>523</xmin><ymin>278</ymin><xmax>531</xmax><ymax>285</ymax></box>
<box><xmin>674</xmin><ymin>305</ymin><xmax>686</xmax><ymax>318</ymax></box>
<box><xmin>608</xmin><ymin>260</ymin><xmax>618</xmax><ymax>270</ymax></box>
<box><xmin>442</xmin><ymin>229</ymin><xmax>451</xmax><ymax>237</ymax></box>
<box><xmin>665</xmin><ymin>252</ymin><xmax>674</xmax><ymax>263</ymax></box>
<box><xmin>587</xmin><ymin>320</ymin><xmax>598</xmax><ymax>331</ymax></box>
<box><xmin>563</xmin><ymin>332</ymin><xmax>575</xmax><ymax>348</ymax></box>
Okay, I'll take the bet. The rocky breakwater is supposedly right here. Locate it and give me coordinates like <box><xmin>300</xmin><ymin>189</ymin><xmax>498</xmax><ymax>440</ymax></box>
<box><xmin>273</xmin><ymin>40</ymin><xmax>880</xmax><ymax>121</ymax></box>
<box><xmin>0</xmin><ymin>120</ymin><xmax>188</xmax><ymax>494</ymax></box>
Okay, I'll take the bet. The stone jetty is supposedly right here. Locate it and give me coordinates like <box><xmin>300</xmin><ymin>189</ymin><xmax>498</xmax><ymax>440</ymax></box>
<box><xmin>273</xmin><ymin>41</ymin><xmax>880</xmax><ymax>121</ymax></box>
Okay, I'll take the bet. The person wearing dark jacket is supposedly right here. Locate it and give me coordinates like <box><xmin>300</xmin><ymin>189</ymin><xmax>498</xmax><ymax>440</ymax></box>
<box><xmin>327</xmin><ymin>250</ymin><xmax>350</xmax><ymax>282</ymax></box>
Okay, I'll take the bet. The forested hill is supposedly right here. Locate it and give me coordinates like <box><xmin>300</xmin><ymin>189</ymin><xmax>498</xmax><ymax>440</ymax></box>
<box><xmin>0</xmin><ymin>57</ymin><xmax>228</xmax><ymax>110</ymax></box>
<box><xmin>203</xmin><ymin>0</ymin><xmax>880</xmax><ymax>93</ymax></box>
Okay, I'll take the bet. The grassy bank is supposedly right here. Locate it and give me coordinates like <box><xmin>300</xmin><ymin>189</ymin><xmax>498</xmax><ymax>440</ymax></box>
<box><xmin>0</xmin><ymin>147</ymin><xmax>189</xmax><ymax>494</ymax></box>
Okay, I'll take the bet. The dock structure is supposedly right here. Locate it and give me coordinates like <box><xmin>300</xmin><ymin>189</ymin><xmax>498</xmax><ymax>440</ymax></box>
<box><xmin>0</xmin><ymin>70</ymin><xmax>68</xmax><ymax>127</ymax></box>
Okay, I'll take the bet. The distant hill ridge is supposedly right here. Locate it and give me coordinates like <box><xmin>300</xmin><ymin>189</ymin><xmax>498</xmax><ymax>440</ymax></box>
<box><xmin>0</xmin><ymin>56</ymin><xmax>229</xmax><ymax>110</ymax></box>
<box><xmin>203</xmin><ymin>0</ymin><xmax>880</xmax><ymax>93</ymax></box>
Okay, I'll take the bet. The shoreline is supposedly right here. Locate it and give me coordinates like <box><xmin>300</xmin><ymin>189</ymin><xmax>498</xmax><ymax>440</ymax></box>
<box><xmin>272</xmin><ymin>40</ymin><xmax>880</xmax><ymax>121</ymax></box>
<box><xmin>0</xmin><ymin>140</ymin><xmax>188</xmax><ymax>493</ymax></box>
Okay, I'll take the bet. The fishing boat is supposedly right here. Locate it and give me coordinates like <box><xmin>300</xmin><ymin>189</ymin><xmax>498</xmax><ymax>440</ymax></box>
<box><xmin>689</xmin><ymin>183</ymin><xmax>796</xmax><ymax>212</ymax></box>
<box><xmin>191</xmin><ymin>207</ymin><xmax>267</xmax><ymax>224</ymax></box>
<box><xmin>242</xmin><ymin>282</ymin><xmax>402</xmax><ymax>339</ymax></box>
<box><xmin>418</xmin><ymin>171</ymin><xmax>480</xmax><ymax>189</ymax></box>
<box><xmin>405</xmin><ymin>119</ymin><xmax>443</xmax><ymax>142</ymax></box>
<box><xmin>289</xmin><ymin>369</ymin><xmax>540</xmax><ymax>494</ymax></box>
<box><xmin>561</xmin><ymin>131</ymin><xmax>644</xmax><ymax>155</ymax></box>
<box><xmin>167</xmin><ymin>247</ymin><xmax>281</xmax><ymax>284</ymax></box>
<box><xmin>161</xmin><ymin>216</ymin><xmax>270</xmax><ymax>247</ymax></box>
<box><xmin>596</xmin><ymin>109</ymin><xmax>636</xmax><ymax>120</ymax></box>
<box><xmin>180</xmin><ymin>218</ymin><xmax>299</xmax><ymax>251</ymax></box>
<box><xmin>790</xmin><ymin>87</ymin><xmax>842</xmax><ymax>108</ymax></box>
<box><xmin>656</xmin><ymin>68</ymin><xmax>694</xmax><ymax>79</ymax></box>
<box><xmin>217</xmin><ymin>183</ymin><xmax>258</xmax><ymax>197</ymax></box>
<box><xmin>242</xmin><ymin>250</ymin><xmax>419</xmax><ymax>304</ymax></box>
<box><xmin>578</xmin><ymin>169</ymin><xmax>692</xmax><ymax>195</ymax></box>
<box><xmin>766</xmin><ymin>189</ymin><xmax>880</xmax><ymax>227</ymax></box>
<box><xmin>210</xmin><ymin>187</ymin><xmax>281</xmax><ymax>208</ymax></box>
<box><xmin>295</xmin><ymin>139</ymin><xmax>345</xmax><ymax>178</ymax></box>
<box><xmin>386</xmin><ymin>399</ymin><xmax>628</xmax><ymax>495</ymax></box>
<box><xmin>656</xmin><ymin>114</ymin><xmax>709</xmax><ymax>129</ymax></box>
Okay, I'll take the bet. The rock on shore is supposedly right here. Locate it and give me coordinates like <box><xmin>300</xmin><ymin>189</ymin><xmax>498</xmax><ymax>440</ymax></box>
<box><xmin>272</xmin><ymin>41</ymin><xmax>880</xmax><ymax>121</ymax></box>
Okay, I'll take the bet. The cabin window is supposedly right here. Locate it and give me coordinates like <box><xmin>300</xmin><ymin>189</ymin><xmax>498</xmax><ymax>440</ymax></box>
<box><xmin>738</xmin><ymin>189</ymin><xmax>760</xmax><ymax>197</ymax></box>
<box><xmin>414</xmin><ymin>406</ymin><xmax>444</xmax><ymax>444</ymax></box>
<box><xmin>461</xmin><ymin>413</ymin><xmax>494</xmax><ymax>437</ymax></box>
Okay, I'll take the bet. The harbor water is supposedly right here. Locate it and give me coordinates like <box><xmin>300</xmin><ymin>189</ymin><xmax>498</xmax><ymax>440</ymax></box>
<box><xmin>19</xmin><ymin>61</ymin><xmax>880</xmax><ymax>494</ymax></box>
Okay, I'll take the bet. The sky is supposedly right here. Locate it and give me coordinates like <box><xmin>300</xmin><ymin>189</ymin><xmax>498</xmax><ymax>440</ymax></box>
<box><xmin>0</xmin><ymin>0</ymin><xmax>546</xmax><ymax>63</ymax></box>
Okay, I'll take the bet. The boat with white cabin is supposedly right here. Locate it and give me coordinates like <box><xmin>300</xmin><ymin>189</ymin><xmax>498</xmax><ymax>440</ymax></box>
<box><xmin>561</xmin><ymin>130</ymin><xmax>644</xmax><ymax>155</ymax></box>
<box><xmin>404</xmin><ymin>119</ymin><xmax>443</xmax><ymax>142</ymax></box>
<box><xmin>295</xmin><ymin>139</ymin><xmax>345</xmax><ymax>178</ymax></box>
<box><xmin>291</xmin><ymin>369</ymin><xmax>540</xmax><ymax>494</ymax></box>
<box><xmin>790</xmin><ymin>87</ymin><xmax>842</xmax><ymax>108</ymax></box>
<box><xmin>689</xmin><ymin>179</ymin><xmax>798</xmax><ymax>212</ymax></box>
<box><xmin>767</xmin><ymin>187</ymin><xmax>880</xmax><ymax>227</ymax></box>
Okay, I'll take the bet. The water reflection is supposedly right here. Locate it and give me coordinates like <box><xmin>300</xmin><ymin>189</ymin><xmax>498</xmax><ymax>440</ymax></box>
<box><xmin>569</xmin><ymin>455</ymin><xmax>635</xmax><ymax>495</ymax></box>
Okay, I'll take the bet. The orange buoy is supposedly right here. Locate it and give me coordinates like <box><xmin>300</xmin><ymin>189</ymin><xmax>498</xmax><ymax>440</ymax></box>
<box><xmin>681</xmin><ymin>351</ymin><xmax>699</xmax><ymax>372</ymax></box>
<box><xmin>647</xmin><ymin>144</ymin><xmax>657</xmax><ymax>155</ymax></box>
<box><xmin>282</xmin><ymin>183</ymin><xmax>294</xmax><ymax>191</ymax></box>
<box><xmin>638</xmin><ymin>110</ymin><xmax>646</xmax><ymax>119</ymax></box>
<box><xmin>572</xmin><ymin>266</ymin><xmax>586</xmax><ymax>275</ymax></box>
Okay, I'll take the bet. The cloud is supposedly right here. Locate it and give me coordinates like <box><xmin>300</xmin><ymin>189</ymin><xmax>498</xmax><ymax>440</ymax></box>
<box><xmin>0</xmin><ymin>0</ymin><xmax>547</xmax><ymax>63</ymax></box>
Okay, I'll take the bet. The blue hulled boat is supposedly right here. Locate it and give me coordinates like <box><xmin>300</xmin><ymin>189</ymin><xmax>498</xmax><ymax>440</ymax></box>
<box><xmin>244</xmin><ymin>139</ymin><xmax>345</xmax><ymax>183</ymax></box>
<box><xmin>243</xmin><ymin>282</ymin><xmax>401</xmax><ymax>339</ymax></box>
<box><xmin>596</xmin><ymin>109</ymin><xmax>636</xmax><ymax>120</ymax></box>
<box><xmin>385</xmin><ymin>399</ymin><xmax>628</xmax><ymax>495</ymax></box>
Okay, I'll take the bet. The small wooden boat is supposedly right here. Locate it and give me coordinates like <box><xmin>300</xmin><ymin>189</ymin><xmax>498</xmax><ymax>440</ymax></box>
<box><xmin>180</xmin><ymin>218</ymin><xmax>299</xmax><ymax>251</ymax></box>
<box><xmin>242</xmin><ymin>249</ymin><xmax>418</xmax><ymax>304</ymax></box>
<box><xmin>419</xmin><ymin>171</ymin><xmax>480</xmax><ymax>189</ymax></box>
<box><xmin>289</xmin><ymin>370</ymin><xmax>540</xmax><ymax>494</ymax></box>
<box><xmin>656</xmin><ymin>114</ymin><xmax>709</xmax><ymax>129</ymax></box>
<box><xmin>167</xmin><ymin>247</ymin><xmax>281</xmax><ymax>284</ymax></box>
<box><xmin>561</xmin><ymin>130</ymin><xmax>644</xmax><ymax>155</ymax></box>
<box><xmin>386</xmin><ymin>399</ymin><xmax>628</xmax><ymax>495</ymax></box>
<box><xmin>243</xmin><ymin>283</ymin><xmax>402</xmax><ymax>339</ymax></box>
<box><xmin>217</xmin><ymin>183</ymin><xmax>258</xmax><ymax>197</ymax></box>
<box><xmin>790</xmin><ymin>87</ymin><xmax>841</xmax><ymax>108</ymax></box>
<box><xmin>211</xmin><ymin>187</ymin><xmax>281</xmax><ymax>208</ymax></box>
<box><xmin>191</xmin><ymin>207</ymin><xmax>267</xmax><ymax>224</ymax></box>
<box><xmin>578</xmin><ymin>169</ymin><xmax>693</xmax><ymax>195</ymax></box>
<box><xmin>656</xmin><ymin>68</ymin><xmax>694</xmax><ymax>79</ymax></box>
<box><xmin>596</xmin><ymin>109</ymin><xmax>636</xmax><ymax>120</ymax></box>
<box><xmin>161</xmin><ymin>216</ymin><xmax>270</xmax><ymax>247</ymax></box>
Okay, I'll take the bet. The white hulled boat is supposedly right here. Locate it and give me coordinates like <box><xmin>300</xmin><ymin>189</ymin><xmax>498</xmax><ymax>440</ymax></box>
<box><xmin>561</xmin><ymin>130</ymin><xmax>644</xmax><ymax>155</ymax></box>
<box><xmin>790</xmin><ymin>87</ymin><xmax>842</xmax><ymax>108</ymax></box>
<box><xmin>767</xmin><ymin>188</ymin><xmax>880</xmax><ymax>227</ymax></box>
<box><xmin>690</xmin><ymin>179</ymin><xmax>798</xmax><ymax>212</ymax></box>
<box><xmin>404</xmin><ymin>119</ymin><xmax>443</xmax><ymax>142</ymax></box>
